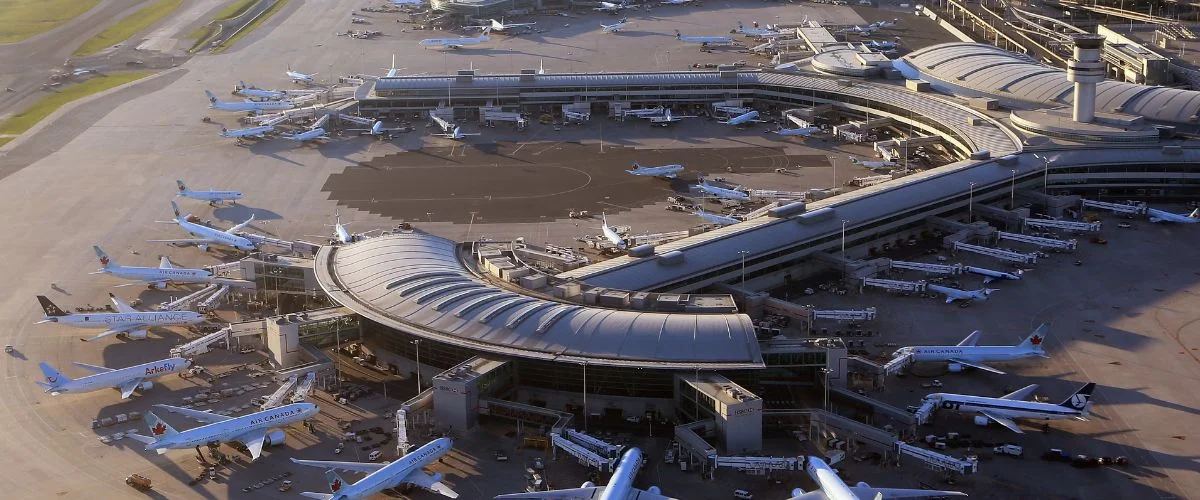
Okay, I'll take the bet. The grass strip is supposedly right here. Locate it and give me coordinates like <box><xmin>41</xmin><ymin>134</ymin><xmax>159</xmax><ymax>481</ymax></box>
<box><xmin>0</xmin><ymin>72</ymin><xmax>154</xmax><ymax>136</ymax></box>
<box><xmin>73</xmin><ymin>0</ymin><xmax>184</xmax><ymax>57</ymax></box>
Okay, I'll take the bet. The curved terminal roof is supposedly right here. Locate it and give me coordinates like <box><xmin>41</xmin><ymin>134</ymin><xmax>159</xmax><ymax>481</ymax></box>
<box><xmin>901</xmin><ymin>43</ymin><xmax>1200</xmax><ymax>124</ymax></box>
<box><xmin>314</xmin><ymin>232</ymin><xmax>763</xmax><ymax>370</ymax></box>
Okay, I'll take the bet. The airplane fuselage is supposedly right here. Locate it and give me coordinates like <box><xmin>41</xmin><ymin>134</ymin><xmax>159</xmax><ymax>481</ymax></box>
<box><xmin>339</xmin><ymin>439</ymin><xmax>452</xmax><ymax>498</ymax></box>
<box><xmin>49</xmin><ymin>357</ymin><xmax>189</xmax><ymax>393</ymax></box>
<box><xmin>222</xmin><ymin>125</ymin><xmax>274</xmax><ymax>138</ymax></box>
<box><xmin>181</xmin><ymin>190</ymin><xmax>242</xmax><ymax>202</ymax></box>
<box><xmin>806</xmin><ymin>457</ymin><xmax>858</xmax><ymax>500</ymax></box>
<box><xmin>289</xmin><ymin>128</ymin><xmax>328</xmax><ymax>141</ymax></box>
<box><xmin>598</xmin><ymin>448</ymin><xmax>644</xmax><ymax>500</ymax></box>
<box><xmin>151</xmin><ymin>403</ymin><xmax>318</xmax><ymax>450</ymax></box>
<box><xmin>725</xmin><ymin>110</ymin><xmax>760</xmax><ymax>126</ymax></box>
<box><xmin>176</xmin><ymin>218</ymin><xmax>256</xmax><ymax>250</ymax></box>
<box><xmin>212</xmin><ymin>101</ymin><xmax>293</xmax><ymax>112</ymax></box>
<box><xmin>420</xmin><ymin>36</ymin><xmax>488</xmax><ymax>48</ymax></box>
<box><xmin>697</xmin><ymin>211</ymin><xmax>739</xmax><ymax>225</ymax></box>
<box><xmin>628</xmin><ymin>164</ymin><xmax>683</xmax><ymax>177</ymax></box>
<box><xmin>43</xmin><ymin>311</ymin><xmax>203</xmax><ymax>329</ymax></box>
<box><xmin>697</xmin><ymin>183</ymin><xmax>750</xmax><ymax>201</ymax></box>
<box><xmin>926</xmin><ymin>394</ymin><xmax>1084</xmax><ymax>422</ymax></box>
<box><xmin>908</xmin><ymin>346</ymin><xmax>1038</xmax><ymax>364</ymax></box>
<box><xmin>237</xmin><ymin>88</ymin><xmax>286</xmax><ymax>100</ymax></box>
<box><xmin>99</xmin><ymin>265</ymin><xmax>212</xmax><ymax>284</ymax></box>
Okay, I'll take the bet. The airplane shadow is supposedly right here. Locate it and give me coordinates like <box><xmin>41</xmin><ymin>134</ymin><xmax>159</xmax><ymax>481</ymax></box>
<box><xmin>212</xmin><ymin>205</ymin><xmax>283</xmax><ymax>222</ymax></box>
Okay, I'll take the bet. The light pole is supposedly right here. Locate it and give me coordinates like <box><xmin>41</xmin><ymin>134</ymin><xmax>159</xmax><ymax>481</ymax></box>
<box><xmin>840</xmin><ymin>220</ymin><xmax>849</xmax><ymax>260</ymax></box>
<box><xmin>737</xmin><ymin>250</ymin><xmax>750</xmax><ymax>290</ymax></box>
<box><xmin>1034</xmin><ymin>154</ymin><xmax>1051</xmax><ymax>191</ymax></box>
<box><xmin>413</xmin><ymin>339</ymin><xmax>422</xmax><ymax>393</ymax></box>
<box><xmin>820</xmin><ymin>368</ymin><xmax>831</xmax><ymax>412</ymax></box>
<box><xmin>1009</xmin><ymin>169</ymin><xmax>1017</xmax><ymax>209</ymax></box>
<box><xmin>582</xmin><ymin>362</ymin><xmax>588</xmax><ymax>433</ymax></box>
<box><xmin>968</xmin><ymin>182</ymin><xmax>976</xmax><ymax>222</ymax></box>
<box><xmin>827</xmin><ymin>155</ymin><xmax>838</xmax><ymax>188</ymax></box>
<box><xmin>426</xmin><ymin>212</ymin><xmax>433</xmax><ymax>223</ymax></box>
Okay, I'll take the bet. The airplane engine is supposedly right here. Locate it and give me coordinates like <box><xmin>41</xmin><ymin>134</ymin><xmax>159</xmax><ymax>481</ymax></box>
<box><xmin>430</xmin><ymin>472</ymin><xmax>443</xmax><ymax>483</ymax></box>
<box><xmin>264</xmin><ymin>429</ymin><xmax>286</xmax><ymax>447</ymax></box>
<box><xmin>791</xmin><ymin>488</ymin><xmax>806</xmax><ymax>497</ymax></box>
<box><xmin>648</xmin><ymin>486</ymin><xmax>662</xmax><ymax>494</ymax></box>
<box><xmin>580</xmin><ymin>482</ymin><xmax>596</xmax><ymax>488</ymax></box>
<box><xmin>856</xmin><ymin>482</ymin><xmax>871</xmax><ymax>488</ymax></box>
<box><xmin>973</xmin><ymin>416</ymin><xmax>990</xmax><ymax>427</ymax></box>
<box><xmin>151</xmin><ymin>281</ymin><xmax>167</xmax><ymax>290</ymax></box>
<box><xmin>948</xmin><ymin>363</ymin><xmax>964</xmax><ymax>373</ymax></box>
<box><xmin>198</xmin><ymin>244</ymin><xmax>209</xmax><ymax>252</ymax></box>
<box><xmin>140</xmin><ymin>381</ymin><xmax>154</xmax><ymax>391</ymax></box>
<box><xmin>126</xmin><ymin>330</ymin><xmax>149</xmax><ymax>340</ymax></box>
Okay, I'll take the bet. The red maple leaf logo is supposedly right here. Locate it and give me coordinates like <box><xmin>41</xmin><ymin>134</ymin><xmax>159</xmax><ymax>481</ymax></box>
<box><xmin>152</xmin><ymin>422</ymin><xmax>167</xmax><ymax>436</ymax></box>
<box><xmin>99</xmin><ymin>256</ymin><xmax>109</xmax><ymax>266</ymax></box>
<box><xmin>1029</xmin><ymin>335</ymin><xmax>1043</xmax><ymax>345</ymax></box>
<box><xmin>331</xmin><ymin>479</ymin><xmax>342</xmax><ymax>492</ymax></box>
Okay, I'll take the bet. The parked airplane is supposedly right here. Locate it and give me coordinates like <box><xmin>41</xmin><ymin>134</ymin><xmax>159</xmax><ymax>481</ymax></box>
<box><xmin>849</xmin><ymin>156</ymin><xmax>898</xmax><ymax>169</ymax></box>
<box><xmin>735</xmin><ymin>21</ymin><xmax>782</xmax><ymax>37</ymax></box>
<box><xmin>695</xmin><ymin>209</ymin><xmax>739</xmax><ymax>226</ymax></box>
<box><xmin>130</xmin><ymin>402</ymin><xmax>318</xmax><ymax>460</ymax></box>
<box><xmin>675</xmin><ymin>30</ymin><xmax>734</xmax><ymax>45</ymax></box>
<box><xmin>205</xmin><ymin>90</ymin><xmax>295</xmax><ymax>112</ymax></box>
<box><xmin>383</xmin><ymin>54</ymin><xmax>404</xmax><ymax>78</ymax></box>
<box><xmin>35</xmin><ymin>293</ymin><xmax>204</xmax><ymax>342</ymax></box>
<box><xmin>863</xmin><ymin>39</ymin><xmax>897</xmax><ymax>51</ymax></box>
<box><xmin>601</xmin><ymin>18</ymin><xmax>632</xmax><ymax>32</ymax></box>
<box><xmin>149</xmin><ymin>201</ymin><xmax>258</xmax><ymax>252</ymax></box>
<box><xmin>787</xmin><ymin>456</ymin><xmax>965</xmax><ymax>500</ymax></box>
<box><xmin>926</xmin><ymin>284</ymin><xmax>996</xmax><ymax>303</ymax></box>
<box><xmin>176</xmin><ymin>179</ymin><xmax>242</xmax><ymax>206</ymax></box>
<box><xmin>648</xmin><ymin>109</ymin><xmax>694</xmax><ymax>125</ymax></box>
<box><xmin>471</xmin><ymin>18</ymin><xmax>535</xmax><ymax>32</ymax></box>
<box><xmin>420</xmin><ymin>28</ymin><xmax>490</xmax><ymax>49</ymax></box>
<box><xmin>964</xmin><ymin>266</ymin><xmax>1022</xmax><ymax>283</ymax></box>
<box><xmin>838</xmin><ymin>24</ymin><xmax>879</xmax><ymax>35</ymax></box>
<box><xmin>563</xmin><ymin>110</ymin><xmax>591</xmax><ymax>122</ymax></box>
<box><xmin>595</xmin><ymin>1</ymin><xmax>634</xmax><ymax>12</ymax></box>
<box><xmin>37</xmin><ymin>356</ymin><xmax>190</xmax><ymax>399</ymax></box>
<box><xmin>91</xmin><ymin>245</ymin><xmax>213</xmax><ymax>289</ymax></box>
<box><xmin>773</xmin><ymin>126</ymin><xmax>822</xmax><ymax>137</ymax></box>
<box><xmin>284</xmin><ymin>127</ymin><xmax>330</xmax><ymax>142</ymax></box>
<box><xmin>720</xmin><ymin>110</ymin><xmax>761</xmax><ymax>126</ymax></box>
<box><xmin>1147</xmin><ymin>207</ymin><xmax>1200</xmax><ymax>223</ymax></box>
<box><xmin>351</xmin><ymin>120</ymin><xmax>405</xmax><ymax>139</ymax></box>
<box><xmin>220</xmin><ymin>125</ymin><xmax>274</xmax><ymax>139</ymax></box>
<box><xmin>870</xmin><ymin>18</ymin><xmax>899</xmax><ymax>29</ymax></box>
<box><xmin>627</xmin><ymin>161</ymin><xmax>684</xmax><ymax>178</ymax></box>
<box><xmin>661</xmin><ymin>0</ymin><xmax>695</xmax><ymax>5</ymax></box>
<box><xmin>433</xmin><ymin>126</ymin><xmax>481</xmax><ymax>140</ymax></box>
<box><xmin>497</xmin><ymin>447</ymin><xmax>670</xmax><ymax>499</ymax></box>
<box><xmin>286</xmin><ymin>66</ymin><xmax>319</xmax><ymax>85</ymax></box>
<box><xmin>623</xmin><ymin>106</ymin><xmax>664</xmax><ymax>118</ymax></box>
<box><xmin>601</xmin><ymin>214</ymin><xmax>627</xmax><ymax>249</ymax></box>
<box><xmin>235</xmin><ymin>81</ymin><xmax>286</xmax><ymax>100</ymax></box>
<box><xmin>307</xmin><ymin>211</ymin><xmax>379</xmax><ymax>245</ymax></box>
<box><xmin>695</xmin><ymin>178</ymin><xmax>750</xmax><ymax>201</ymax></box>
<box><xmin>291</xmin><ymin>438</ymin><xmax>459</xmax><ymax>499</ymax></box>
<box><xmin>923</xmin><ymin>382</ymin><xmax>1096</xmax><ymax>433</ymax></box>
<box><xmin>890</xmin><ymin>324</ymin><xmax>1049</xmax><ymax>375</ymax></box>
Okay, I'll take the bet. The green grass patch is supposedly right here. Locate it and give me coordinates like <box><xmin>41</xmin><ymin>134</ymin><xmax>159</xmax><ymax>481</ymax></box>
<box><xmin>0</xmin><ymin>137</ymin><xmax>13</xmax><ymax>148</ymax></box>
<box><xmin>0</xmin><ymin>0</ymin><xmax>101</xmax><ymax>43</ymax></box>
<box><xmin>72</xmin><ymin>0</ymin><xmax>184</xmax><ymax>57</ymax></box>
<box><xmin>213</xmin><ymin>0</ymin><xmax>258</xmax><ymax>21</ymax></box>
<box><xmin>0</xmin><ymin>72</ymin><xmax>154</xmax><ymax>137</ymax></box>
<box><xmin>187</xmin><ymin>25</ymin><xmax>211</xmax><ymax>40</ymax></box>
<box><xmin>211</xmin><ymin>0</ymin><xmax>287</xmax><ymax>54</ymax></box>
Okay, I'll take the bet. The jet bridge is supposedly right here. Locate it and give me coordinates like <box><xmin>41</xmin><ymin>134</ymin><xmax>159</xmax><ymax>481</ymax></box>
<box><xmin>564</xmin><ymin>429</ymin><xmax>623</xmax><ymax>459</ymax></box>
<box><xmin>811</xmin><ymin>307</ymin><xmax>877</xmax><ymax>321</ymax></box>
<box><xmin>1024</xmin><ymin>218</ymin><xmax>1101</xmax><ymax>232</ymax></box>
<box><xmin>1080</xmin><ymin>198</ymin><xmax>1147</xmax><ymax>216</ymax></box>
<box><xmin>952</xmin><ymin>241</ymin><xmax>1037</xmax><ymax>264</ymax></box>
<box><xmin>860</xmin><ymin>278</ymin><xmax>926</xmax><ymax>293</ymax></box>
<box><xmin>481</xmin><ymin>110</ymin><xmax>527</xmax><ymax>128</ymax></box>
<box><xmin>197</xmin><ymin>285</ymin><xmax>230</xmax><ymax>312</ymax></box>
<box><xmin>336</xmin><ymin>113</ymin><xmax>376</xmax><ymax>127</ymax></box>
<box><xmin>997</xmin><ymin>231</ymin><xmax>1076</xmax><ymax>250</ymax></box>
<box><xmin>749</xmin><ymin>189</ymin><xmax>808</xmax><ymax>200</ymax></box>
<box><xmin>889</xmin><ymin>260</ymin><xmax>963</xmax><ymax>275</ymax></box>
<box><xmin>551</xmin><ymin>432</ymin><xmax>614</xmax><ymax>472</ymax></box>
<box><xmin>290</xmin><ymin>371</ymin><xmax>316</xmax><ymax>403</ymax></box>
<box><xmin>895</xmin><ymin>441</ymin><xmax>977</xmax><ymax>475</ymax></box>
<box><xmin>847</xmin><ymin>174</ymin><xmax>893</xmax><ymax>187</ymax></box>
<box><xmin>714</xmin><ymin>455</ymin><xmax>803</xmax><ymax>475</ymax></box>
<box><xmin>881</xmin><ymin>352</ymin><xmax>912</xmax><ymax>376</ymax></box>
<box><xmin>170</xmin><ymin>327</ymin><xmax>231</xmax><ymax>357</ymax></box>
<box><xmin>429</xmin><ymin>109</ymin><xmax>456</xmax><ymax>132</ymax></box>
<box><xmin>628</xmin><ymin>230</ymin><xmax>691</xmax><ymax>247</ymax></box>
<box><xmin>159</xmin><ymin>284</ymin><xmax>222</xmax><ymax>311</ymax></box>
<box><xmin>260</xmin><ymin>374</ymin><xmax>300</xmax><ymax>410</ymax></box>
<box><xmin>911</xmin><ymin>399</ymin><xmax>937</xmax><ymax>425</ymax></box>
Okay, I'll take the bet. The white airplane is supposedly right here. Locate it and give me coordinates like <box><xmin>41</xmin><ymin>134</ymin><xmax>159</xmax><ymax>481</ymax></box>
<box><xmin>735</xmin><ymin>22</ymin><xmax>783</xmax><ymax>37</ymax></box>
<box><xmin>149</xmin><ymin>201</ymin><xmax>258</xmax><ymax>252</ymax></box>
<box><xmin>923</xmin><ymin>382</ymin><xmax>1096</xmax><ymax>433</ymax></box>
<box><xmin>220</xmin><ymin>125</ymin><xmax>274</xmax><ymax>139</ymax></box>
<box><xmin>37</xmin><ymin>356</ymin><xmax>190</xmax><ymax>400</ymax></box>
<box><xmin>205</xmin><ymin>90</ymin><xmax>295</xmax><ymax>112</ymax></box>
<box><xmin>35</xmin><ymin>293</ymin><xmax>205</xmax><ymax>342</ymax></box>
<box><xmin>129</xmin><ymin>402</ymin><xmax>318</xmax><ymax>460</ymax></box>
<box><xmin>308</xmin><ymin>210</ymin><xmax>378</xmax><ymax>245</ymax></box>
<box><xmin>863</xmin><ymin>39</ymin><xmax>897</xmax><ymax>51</ymax></box>
<box><xmin>721</xmin><ymin>110</ymin><xmax>761</xmax><ymax>126</ymax></box>
<box><xmin>471</xmin><ymin>18</ymin><xmax>535</xmax><ymax>32</ymax></box>
<box><xmin>695</xmin><ymin>178</ymin><xmax>750</xmax><ymax>201</ymax></box>
<box><xmin>291</xmin><ymin>438</ymin><xmax>459</xmax><ymax>499</ymax></box>
<box><xmin>595</xmin><ymin>1</ymin><xmax>634</xmax><ymax>12</ymax></box>
<box><xmin>626</xmin><ymin>161</ymin><xmax>684</xmax><ymax>178</ymax></box>
<box><xmin>926</xmin><ymin>284</ymin><xmax>996</xmax><ymax>303</ymax></box>
<box><xmin>601</xmin><ymin>18</ymin><xmax>632</xmax><ymax>32</ymax></box>
<box><xmin>601</xmin><ymin>214</ymin><xmax>627</xmax><ymax>250</ymax></box>
<box><xmin>623</xmin><ymin>106</ymin><xmax>664</xmax><ymax>118</ymax></box>
<box><xmin>351</xmin><ymin>120</ymin><xmax>404</xmax><ymax>139</ymax></box>
<box><xmin>648</xmin><ymin>109</ymin><xmax>694</xmax><ymax>125</ymax></box>
<box><xmin>564</xmin><ymin>110</ymin><xmax>591</xmax><ymax>122</ymax></box>
<box><xmin>870</xmin><ymin>18</ymin><xmax>899</xmax><ymax>29</ymax></box>
<box><xmin>286</xmin><ymin>66</ymin><xmax>318</xmax><ymax>85</ymax></box>
<box><xmin>433</xmin><ymin>126</ymin><xmax>481</xmax><ymax>140</ymax></box>
<box><xmin>383</xmin><ymin>54</ymin><xmax>404</xmax><ymax>78</ymax></box>
<box><xmin>661</xmin><ymin>0</ymin><xmax>695</xmax><ymax>5</ymax></box>
<box><xmin>235</xmin><ymin>81</ymin><xmax>286</xmax><ymax>100</ymax></box>
<box><xmin>419</xmin><ymin>28</ymin><xmax>490</xmax><ymax>49</ymax></box>
<box><xmin>284</xmin><ymin>127</ymin><xmax>330</xmax><ymax>142</ymax></box>
<box><xmin>838</xmin><ymin>24</ymin><xmax>879</xmax><ymax>35</ymax></box>
<box><xmin>675</xmin><ymin>30</ymin><xmax>734</xmax><ymax>45</ymax></box>
<box><xmin>694</xmin><ymin>209</ymin><xmax>739</xmax><ymax>226</ymax></box>
<box><xmin>1147</xmin><ymin>207</ymin><xmax>1200</xmax><ymax>223</ymax></box>
<box><xmin>787</xmin><ymin>456</ymin><xmax>965</xmax><ymax>500</ymax></box>
<box><xmin>176</xmin><ymin>179</ymin><xmax>242</xmax><ymax>206</ymax></box>
<box><xmin>890</xmin><ymin>324</ymin><xmax>1049</xmax><ymax>375</ymax></box>
<box><xmin>773</xmin><ymin>126</ymin><xmax>822</xmax><ymax>137</ymax></box>
<box><xmin>849</xmin><ymin>156</ymin><xmax>898</xmax><ymax>169</ymax></box>
<box><xmin>497</xmin><ymin>447</ymin><xmax>671</xmax><ymax>500</ymax></box>
<box><xmin>91</xmin><ymin>245</ymin><xmax>213</xmax><ymax>289</ymax></box>
<box><xmin>964</xmin><ymin>265</ymin><xmax>1022</xmax><ymax>284</ymax></box>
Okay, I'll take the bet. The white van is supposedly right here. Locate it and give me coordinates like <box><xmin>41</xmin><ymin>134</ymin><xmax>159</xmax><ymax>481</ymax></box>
<box><xmin>733</xmin><ymin>490</ymin><xmax>754</xmax><ymax>499</ymax></box>
<box><xmin>368</xmin><ymin>450</ymin><xmax>383</xmax><ymax>462</ymax></box>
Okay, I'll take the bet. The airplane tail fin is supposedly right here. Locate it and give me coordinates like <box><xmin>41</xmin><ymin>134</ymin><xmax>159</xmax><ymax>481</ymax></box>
<box><xmin>126</xmin><ymin>432</ymin><xmax>156</xmax><ymax>445</ymax></box>
<box><xmin>1059</xmin><ymin>382</ymin><xmax>1096</xmax><ymax>414</ymax></box>
<box><xmin>176</xmin><ymin>179</ymin><xmax>187</xmax><ymax>193</ymax></box>
<box><xmin>326</xmin><ymin>469</ymin><xmax>348</xmax><ymax>494</ymax></box>
<box><xmin>144</xmin><ymin>411</ymin><xmax>179</xmax><ymax>438</ymax></box>
<box><xmin>1190</xmin><ymin>208</ymin><xmax>1200</xmax><ymax>219</ymax></box>
<box><xmin>38</xmin><ymin>362</ymin><xmax>70</xmax><ymax>388</ymax></box>
<box><xmin>204</xmin><ymin>90</ymin><xmax>217</xmax><ymax>103</ymax></box>
<box><xmin>675</xmin><ymin>29</ymin><xmax>682</xmax><ymax>39</ymax></box>
<box><xmin>1018</xmin><ymin>323</ymin><xmax>1049</xmax><ymax>352</ymax></box>
<box><xmin>37</xmin><ymin>296</ymin><xmax>69</xmax><ymax>317</ymax></box>
<box><xmin>170</xmin><ymin>200</ymin><xmax>182</xmax><ymax>218</ymax></box>
<box><xmin>631</xmin><ymin>161</ymin><xmax>641</xmax><ymax>170</ymax></box>
<box><xmin>93</xmin><ymin>245</ymin><xmax>113</xmax><ymax>268</ymax></box>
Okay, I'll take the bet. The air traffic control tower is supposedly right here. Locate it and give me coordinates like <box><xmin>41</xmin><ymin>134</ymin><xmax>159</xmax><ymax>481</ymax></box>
<box><xmin>1067</xmin><ymin>34</ymin><xmax>1107</xmax><ymax>123</ymax></box>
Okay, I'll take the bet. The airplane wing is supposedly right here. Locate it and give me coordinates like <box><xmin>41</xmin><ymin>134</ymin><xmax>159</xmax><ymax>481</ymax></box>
<box><xmin>159</xmin><ymin>256</ymin><xmax>174</xmax><ymax>269</ymax></box>
<box><xmin>786</xmin><ymin>492</ymin><xmax>829</xmax><ymax>500</ymax></box>
<box><xmin>978</xmin><ymin>410</ymin><xmax>1024</xmax><ymax>433</ymax></box>
<box><xmin>1000</xmin><ymin>383</ymin><xmax>1039</xmax><ymax>401</ymax></box>
<box><xmin>848</xmin><ymin>486</ymin><xmax>967</xmax><ymax>499</ymax></box>
<box><xmin>946</xmin><ymin>358</ymin><xmax>1005</xmax><ymax>375</ymax></box>
<box><xmin>148</xmin><ymin>238</ymin><xmax>215</xmax><ymax>245</ymax></box>
<box><xmin>118</xmin><ymin>378</ymin><xmax>144</xmax><ymax>399</ymax></box>
<box><xmin>109</xmin><ymin>294</ymin><xmax>136</xmax><ymax>313</ymax></box>
<box><xmin>981</xmin><ymin>276</ymin><xmax>996</xmax><ymax>284</ymax></box>
<box><xmin>235</xmin><ymin>429</ymin><xmax>267</xmax><ymax>460</ymax></box>
<box><xmin>227</xmin><ymin>214</ymin><xmax>256</xmax><ymax>234</ymax></box>
<box><xmin>956</xmin><ymin>330</ymin><xmax>982</xmax><ymax>346</ymax></box>
<box><xmin>403</xmin><ymin>470</ymin><xmax>460</xmax><ymax>498</ymax></box>
<box><xmin>114</xmin><ymin>280</ymin><xmax>167</xmax><ymax>288</ymax></box>
<box><xmin>154</xmin><ymin>403</ymin><xmax>235</xmax><ymax>423</ymax></box>
<box><xmin>495</xmin><ymin>487</ymin><xmax>603</xmax><ymax>499</ymax></box>
<box><xmin>943</xmin><ymin>296</ymin><xmax>956</xmax><ymax>304</ymax></box>
<box><xmin>289</xmin><ymin>457</ymin><xmax>388</xmax><ymax>474</ymax></box>
<box><xmin>82</xmin><ymin>326</ymin><xmax>144</xmax><ymax>342</ymax></box>
<box><xmin>72</xmin><ymin>361</ymin><xmax>115</xmax><ymax>374</ymax></box>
